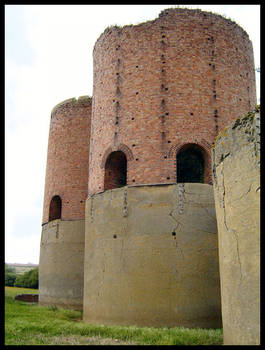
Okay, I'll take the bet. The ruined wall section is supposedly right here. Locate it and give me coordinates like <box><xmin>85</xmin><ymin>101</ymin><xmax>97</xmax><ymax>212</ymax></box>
<box><xmin>42</xmin><ymin>96</ymin><xmax>92</xmax><ymax>224</ymax></box>
<box><xmin>212</xmin><ymin>107</ymin><xmax>260</xmax><ymax>345</ymax></box>
<box><xmin>84</xmin><ymin>183</ymin><xmax>221</xmax><ymax>328</ymax></box>
<box><xmin>89</xmin><ymin>8</ymin><xmax>256</xmax><ymax>195</ymax></box>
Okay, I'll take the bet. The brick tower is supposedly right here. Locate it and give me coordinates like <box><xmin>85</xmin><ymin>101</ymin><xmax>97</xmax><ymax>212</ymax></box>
<box><xmin>39</xmin><ymin>96</ymin><xmax>91</xmax><ymax>310</ymax></box>
<box><xmin>83</xmin><ymin>8</ymin><xmax>256</xmax><ymax>327</ymax></box>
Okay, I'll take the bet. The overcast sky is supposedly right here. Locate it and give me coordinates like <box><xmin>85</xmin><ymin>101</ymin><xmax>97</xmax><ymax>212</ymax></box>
<box><xmin>5</xmin><ymin>5</ymin><xmax>260</xmax><ymax>264</ymax></box>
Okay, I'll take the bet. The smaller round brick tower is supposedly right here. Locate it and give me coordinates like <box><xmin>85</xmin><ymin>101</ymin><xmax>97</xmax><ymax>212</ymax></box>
<box><xmin>39</xmin><ymin>96</ymin><xmax>91</xmax><ymax>310</ymax></box>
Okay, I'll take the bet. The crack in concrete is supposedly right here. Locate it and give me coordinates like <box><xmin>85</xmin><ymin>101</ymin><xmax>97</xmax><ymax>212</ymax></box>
<box><xmin>221</xmin><ymin>164</ymin><xmax>228</xmax><ymax>231</ymax></box>
<box><xmin>232</xmin><ymin>229</ymin><xmax>243</xmax><ymax>283</ymax></box>
<box><xmin>178</xmin><ymin>244</ymin><xmax>184</xmax><ymax>259</ymax></box>
<box><xmin>230</xmin><ymin>183</ymin><xmax>252</xmax><ymax>203</ymax></box>
<box><xmin>120</xmin><ymin>238</ymin><xmax>125</xmax><ymax>272</ymax></box>
<box><xmin>221</xmin><ymin>163</ymin><xmax>242</xmax><ymax>283</ymax></box>
<box><xmin>123</xmin><ymin>188</ymin><xmax>128</xmax><ymax>217</ymax></box>
<box><xmin>212</xmin><ymin>148</ymin><xmax>218</xmax><ymax>186</ymax></box>
<box><xmin>169</xmin><ymin>209</ymin><xmax>182</xmax><ymax>234</ymax></box>
<box><xmin>98</xmin><ymin>250</ymin><xmax>106</xmax><ymax>295</ymax></box>
<box><xmin>175</xmin><ymin>241</ymin><xmax>184</xmax><ymax>259</ymax></box>
<box><xmin>169</xmin><ymin>197</ymin><xmax>184</xmax><ymax>259</ymax></box>
<box><xmin>56</xmin><ymin>221</ymin><xmax>59</xmax><ymax>239</ymax></box>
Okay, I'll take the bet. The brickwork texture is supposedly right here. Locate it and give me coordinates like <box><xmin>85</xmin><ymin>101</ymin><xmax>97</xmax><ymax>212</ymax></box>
<box><xmin>88</xmin><ymin>7</ymin><xmax>256</xmax><ymax>195</ymax></box>
<box><xmin>42</xmin><ymin>96</ymin><xmax>92</xmax><ymax>224</ymax></box>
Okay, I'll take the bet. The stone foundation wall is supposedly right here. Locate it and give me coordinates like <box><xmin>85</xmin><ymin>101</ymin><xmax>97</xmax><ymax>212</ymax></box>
<box><xmin>83</xmin><ymin>183</ymin><xmax>222</xmax><ymax>328</ymax></box>
<box><xmin>39</xmin><ymin>219</ymin><xmax>85</xmax><ymax>310</ymax></box>
<box><xmin>212</xmin><ymin>108</ymin><xmax>260</xmax><ymax>345</ymax></box>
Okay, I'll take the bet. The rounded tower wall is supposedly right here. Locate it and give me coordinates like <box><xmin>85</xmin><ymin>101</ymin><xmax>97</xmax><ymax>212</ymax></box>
<box><xmin>39</xmin><ymin>96</ymin><xmax>92</xmax><ymax>310</ymax></box>
<box><xmin>89</xmin><ymin>8</ymin><xmax>256</xmax><ymax>195</ymax></box>
<box><xmin>83</xmin><ymin>183</ymin><xmax>222</xmax><ymax>328</ymax></box>
<box><xmin>42</xmin><ymin>96</ymin><xmax>92</xmax><ymax>223</ymax></box>
<box><xmin>39</xmin><ymin>219</ymin><xmax>85</xmax><ymax>310</ymax></box>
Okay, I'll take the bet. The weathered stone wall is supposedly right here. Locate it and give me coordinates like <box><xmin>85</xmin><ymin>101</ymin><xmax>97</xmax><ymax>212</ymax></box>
<box><xmin>83</xmin><ymin>183</ymin><xmax>221</xmax><ymax>328</ymax></box>
<box><xmin>39</xmin><ymin>219</ymin><xmax>85</xmax><ymax>310</ymax></box>
<box><xmin>212</xmin><ymin>108</ymin><xmax>260</xmax><ymax>345</ymax></box>
<box><xmin>89</xmin><ymin>8</ymin><xmax>256</xmax><ymax>195</ymax></box>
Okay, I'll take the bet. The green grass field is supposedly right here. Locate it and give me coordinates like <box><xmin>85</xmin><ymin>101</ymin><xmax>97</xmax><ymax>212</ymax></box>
<box><xmin>5</xmin><ymin>286</ymin><xmax>223</xmax><ymax>345</ymax></box>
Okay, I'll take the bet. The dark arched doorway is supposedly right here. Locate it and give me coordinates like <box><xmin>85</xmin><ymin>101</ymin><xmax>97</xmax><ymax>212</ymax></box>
<box><xmin>49</xmin><ymin>195</ymin><xmax>62</xmax><ymax>221</ymax></box>
<box><xmin>177</xmin><ymin>145</ymin><xmax>205</xmax><ymax>183</ymax></box>
<box><xmin>104</xmin><ymin>151</ymin><xmax>127</xmax><ymax>190</ymax></box>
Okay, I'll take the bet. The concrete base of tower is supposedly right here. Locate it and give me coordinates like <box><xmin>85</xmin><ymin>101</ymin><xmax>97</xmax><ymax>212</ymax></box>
<box><xmin>83</xmin><ymin>183</ymin><xmax>222</xmax><ymax>328</ymax></box>
<box><xmin>39</xmin><ymin>219</ymin><xmax>85</xmax><ymax>310</ymax></box>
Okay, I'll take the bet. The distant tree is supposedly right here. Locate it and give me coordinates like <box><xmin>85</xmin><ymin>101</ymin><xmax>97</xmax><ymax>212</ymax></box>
<box><xmin>5</xmin><ymin>264</ymin><xmax>18</xmax><ymax>287</ymax></box>
<box><xmin>5</xmin><ymin>272</ymin><xmax>17</xmax><ymax>287</ymax></box>
<box><xmin>14</xmin><ymin>268</ymin><xmax>38</xmax><ymax>289</ymax></box>
<box><xmin>5</xmin><ymin>264</ymin><xmax>16</xmax><ymax>273</ymax></box>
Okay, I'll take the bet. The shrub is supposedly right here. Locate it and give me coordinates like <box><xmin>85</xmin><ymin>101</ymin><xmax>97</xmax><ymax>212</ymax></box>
<box><xmin>5</xmin><ymin>264</ymin><xmax>18</xmax><ymax>287</ymax></box>
<box><xmin>14</xmin><ymin>268</ymin><xmax>38</xmax><ymax>289</ymax></box>
<box><xmin>5</xmin><ymin>272</ymin><xmax>17</xmax><ymax>287</ymax></box>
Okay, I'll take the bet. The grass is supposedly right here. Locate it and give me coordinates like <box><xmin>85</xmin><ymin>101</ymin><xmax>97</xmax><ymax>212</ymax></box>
<box><xmin>5</xmin><ymin>286</ymin><xmax>223</xmax><ymax>345</ymax></box>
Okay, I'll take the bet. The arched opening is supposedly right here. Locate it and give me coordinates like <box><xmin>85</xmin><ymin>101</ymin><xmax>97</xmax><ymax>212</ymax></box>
<box><xmin>49</xmin><ymin>195</ymin><xmax>62</xmax><ymax>221</ymax></box>
<box><xmin>177</xmin><ymin>145</ymin><xmax>205</xmax><ymax>183</ymax></box>
<box><xmin>104</xmin><ymin>151</ymin><xmax>127</xmax><ymax>190</ymax></box>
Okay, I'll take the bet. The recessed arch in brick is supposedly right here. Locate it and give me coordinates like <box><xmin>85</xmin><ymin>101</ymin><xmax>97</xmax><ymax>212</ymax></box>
<box><xmin>177</xmin><ymin>145</ymin><xmax>205</xmax><ymax>183</ymax></box>
<box><xmin>100</xmin><ymin>143</ymin><xmax>133</xmax><ymax>169</ymax></box>
<box><xmin>101</xmin><ymin>146</ymin><xmax>113</xmax><ymax>169</ymax></box>
<box><xmin>168</xmin><ymin>140</ymin><xmax>212</xmax><ymax>184</ymax></box>
<box><xmin>117</xmin><ymin>143</ymin><xmax>134</xmax><ymax>161</ymax></box>
<box><xmin>104</xmin><ymin>151</ymin><xmax>127</xmax><ymax>190</ymax></box>
<box><xmin>168</xmin><ymin>139</ymin><xmax>211</xmax><ymax>159</ymax></box>
<box><xmin>49</xmin><ymin>195</ymin><xmax>62</xmax><ymax>221</ymax></box>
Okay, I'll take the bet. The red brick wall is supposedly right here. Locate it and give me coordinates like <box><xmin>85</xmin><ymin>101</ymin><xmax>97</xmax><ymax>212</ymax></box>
<box><xmin>42</xmin><ymin>97</ymin><xmax>91</xmax><ymax>224</ymax></box>
<box><xmin>88</xmin><ymin>8</ymin><xmax>256</xmax><ymax>195</ymax></box>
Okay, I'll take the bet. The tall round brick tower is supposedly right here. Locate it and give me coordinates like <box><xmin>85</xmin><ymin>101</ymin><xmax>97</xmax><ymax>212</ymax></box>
<box><xmin>39</xmin><ymin>96</ymin><xmax>91</xmax><ymax>310</ymax></box>
<box><xmin>88</xmin><ymin>7</ymin><xmax>256</xmax><ymax>195</ymax></box>
<box><xmin>83</xmin><ymin>8</ymin><xmax>256</xmax><ymax>327</ymax></box>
